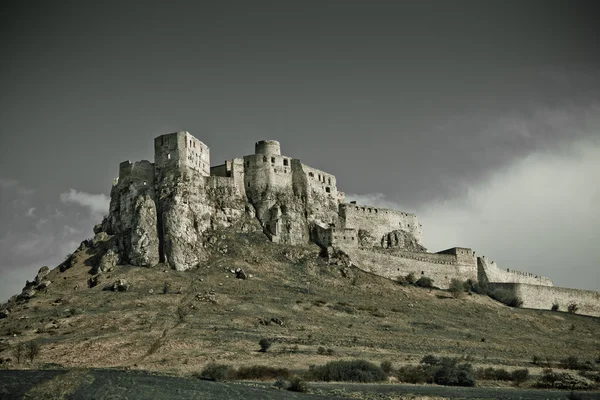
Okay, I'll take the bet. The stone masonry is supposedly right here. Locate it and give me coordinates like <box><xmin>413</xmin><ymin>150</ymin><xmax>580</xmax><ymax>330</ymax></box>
<box><xmin>100</xmin><ymin>131</ymin><xmax>598</xmax><ymax>316</ymax></box>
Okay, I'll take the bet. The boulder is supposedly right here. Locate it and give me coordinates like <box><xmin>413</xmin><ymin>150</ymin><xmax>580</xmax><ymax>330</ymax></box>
<box><xmin>36</xmin><ymin>280</ymin><xmax>51</xmax><ymax>290</ymax></box>
<box><xmin>0</xmin><ymin>309</ymin><xmax>9</xmax><ymax>319</ymax></box>
<box><xmin>235</xmin><ymin>268</ymin><xmax>247</xmax><ymax>279</ymax></box>
<box><xmin>21</xmin><ymin>288</ymin><xmax>36</xmax><ymax>299</ymax></box>
<box><xmin>112</xmin><ymin>279</ymin><xmax>130</xmax><ymax>292</ymax></box>
<box><xmin>93</xmin><ymin>223</ymin><xmax>103</xmax><ymax>235</ymax></box>
<box><xmin>34</xmin><ymin>266</ymin><xmax>50</xmax><ymax>285</ymax></box>
<box><xmin>98</xmin><ymin>247</ymin><xmax>119</xmax><ymax>273</ymax></box>
<box><xmin>92</xmin><ymin>232</ymin><xmax>110</xmax><ymax>247</ymax></box>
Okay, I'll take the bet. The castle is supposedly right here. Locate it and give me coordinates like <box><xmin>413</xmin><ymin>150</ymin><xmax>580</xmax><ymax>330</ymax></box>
<box><xmin>103</xmin><ymin>131</ymin><xmax>599</xmax><ymax>316</ymax></box>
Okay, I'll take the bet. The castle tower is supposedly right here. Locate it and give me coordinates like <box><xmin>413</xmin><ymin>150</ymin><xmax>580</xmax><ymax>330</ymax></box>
<box><xmin>255</xmin><ymin>140</ymin><xmax>281</xmax><ymax>156</ymax></box>
<box><xmin>154</xmin><ymin>131</ymin><xmax>210</xmax><ymax>176</ymax></box>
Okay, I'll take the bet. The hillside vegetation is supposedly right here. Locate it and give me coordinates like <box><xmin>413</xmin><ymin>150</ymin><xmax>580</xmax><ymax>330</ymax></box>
<box><xmin>1</xmin><ymin>230</ymin><xmax>598</xmax><ymax>389</ymax></box>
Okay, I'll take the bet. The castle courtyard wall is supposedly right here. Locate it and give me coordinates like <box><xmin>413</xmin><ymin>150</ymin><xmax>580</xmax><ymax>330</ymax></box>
<box><xmin>478</xmin><ymin>257</ymin><xmax>553</xmax><ymax>286</ymax></box>
<box><xmin>344</xmin><ymin>248</ymin><xmax>477</xmax><ymax>289</ymax></box>
<box><xmin>488</xmin><ymin>283</ymin><xmax>600</xmax><ymax>317</ymax></box>
<box><xmin>340</xmin><ymin>203</ymin><xmax>423</xmax><ymax>245</ymax></box>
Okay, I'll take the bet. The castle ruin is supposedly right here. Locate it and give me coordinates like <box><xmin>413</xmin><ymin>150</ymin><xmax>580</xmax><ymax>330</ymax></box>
<box><xmin>102</xmin><ymin>131</ymin><xmax>599</xmax><ymax>317</ymax></box>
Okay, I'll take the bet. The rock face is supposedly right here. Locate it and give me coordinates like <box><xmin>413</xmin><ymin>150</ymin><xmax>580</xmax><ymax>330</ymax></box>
<box><xmin>34</xmin><ymin>266</ymin><xmax>50</xmax><ymax>285</ymax></box>
<box><xmin>104</xmin><ymin>132</ymin><xmax>422</xmax><ymax>272</ymax></box>
<box><xmin>381</xmin><ymin>230</ymin><xmax>427</xmax><ymax>252</ymax></box>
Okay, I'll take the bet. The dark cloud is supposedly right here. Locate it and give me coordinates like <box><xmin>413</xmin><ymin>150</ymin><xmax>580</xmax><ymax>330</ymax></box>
<box><xmin>1</xmin><ymin>1</ymin><xmax>599</xmax><ymax>299</ymax></box>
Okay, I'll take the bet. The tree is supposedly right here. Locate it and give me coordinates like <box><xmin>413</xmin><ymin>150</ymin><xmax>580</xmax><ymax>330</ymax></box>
<box><xmin>259</xmin><ymin>338</ymin><xmax>272</xmax><ymax>352</ymax></box>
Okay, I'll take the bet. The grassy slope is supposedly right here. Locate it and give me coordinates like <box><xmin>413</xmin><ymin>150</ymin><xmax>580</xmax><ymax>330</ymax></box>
<box><xmin>1</xmin><ymin>230</ymin><xmax>598</xmax><ymax>378</ymax></box>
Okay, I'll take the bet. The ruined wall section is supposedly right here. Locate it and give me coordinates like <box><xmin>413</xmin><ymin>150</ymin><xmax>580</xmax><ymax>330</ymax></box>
<box><xmin>488</xmin><ymin>283</ymin><xmax>600</xmax><ymax>317</ymax></box>
<box><xmin>339</xmin><ymin>203</ymin><xmax>423</xmax><ymax>246</ymax></box>
<box><xmin>477</xmin><ymin>257</ymin><xmax>553</xmax><ymax>286</ymax></box>
<box><xmin>345</xmin><ymin>248</ymin><xmax>477</xmax><ymax>289</ymax></box>
<box><xmin>242</xmin><ymin>145</ymin><xmax>308</xmax><ymax>245</ymax></box>
<box><xmin>154</xmin><ymin>131</ymin><xmax>210</xmax><ymax>176</ymax></box>
<box><xmin>107</xmin><ymin>160</ymin><xmax>160</xmax><ymax>267</ymax></box>
<box><xmin>301</xmin><ymin>163</ymin><xmax>340</xmax><ymax>227</ymax></box>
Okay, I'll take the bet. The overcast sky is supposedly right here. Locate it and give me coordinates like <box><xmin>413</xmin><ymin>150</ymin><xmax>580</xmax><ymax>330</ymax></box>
<box><xmin>1</xmin><ymin>1</ymin><xmax>599</xmax><ymax>301</ymax></box>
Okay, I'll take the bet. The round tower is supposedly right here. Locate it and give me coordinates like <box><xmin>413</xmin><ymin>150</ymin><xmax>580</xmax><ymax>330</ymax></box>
<box><xmin>255</xmin><ymin>140</ymin><xmax>281</xmax><ymax>156</ymax></box>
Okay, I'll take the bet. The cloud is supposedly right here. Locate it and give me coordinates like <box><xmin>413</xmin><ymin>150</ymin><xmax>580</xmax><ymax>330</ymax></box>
<box><xmin>25</xmin><ymin>207</ymin><xmax>36</xmax><ymax>218</ymax></box>
<box><xmin>59</xmin><ymin>189</ymin><xmax>109</xmax><ymax>218</ymax></box>
<box><xmin>348</xmin><ymin>138</ymin><xmax>600</xmax><ymax>291</ymax></box>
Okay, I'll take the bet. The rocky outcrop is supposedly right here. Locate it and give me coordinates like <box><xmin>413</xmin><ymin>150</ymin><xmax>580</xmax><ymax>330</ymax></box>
<box><xmin>381</xmin><ymin>229</ymin><xmax>427</xmax><ymax>252</ymax></box>
<box><xmin>34</xmin><ymin>266</ymin><xmax>50</xmax><ymax>285</ymax></box>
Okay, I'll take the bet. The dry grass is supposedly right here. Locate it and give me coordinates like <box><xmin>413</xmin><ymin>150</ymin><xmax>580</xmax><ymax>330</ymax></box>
<box><xmin>1</xmin><ymin>230</ymin><xmax>599</xmax><ymax>380</ymax></box>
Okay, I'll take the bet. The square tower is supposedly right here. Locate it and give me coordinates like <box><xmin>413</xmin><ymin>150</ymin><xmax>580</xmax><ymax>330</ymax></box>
<box><xmin>154</xmin><ymin>131</ymin><xmax>210</xmax><ymax>176</ymax></box>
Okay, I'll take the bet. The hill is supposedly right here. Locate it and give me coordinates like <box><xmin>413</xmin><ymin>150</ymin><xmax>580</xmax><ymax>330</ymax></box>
<box><xmin>1</xmin><ymin>229</ymin><xmax>598</xmax><ymax>385</ymax></box>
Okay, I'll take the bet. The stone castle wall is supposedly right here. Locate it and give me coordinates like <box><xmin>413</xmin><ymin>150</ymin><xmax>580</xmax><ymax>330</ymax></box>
<box><xmin>339</xmin><ymin>203</ymin><xmax>423</xmax><ymax>245</ymax></box>
<box><xmin>344</xmin><ymin>247</ymin><xmax>478</xmax><ymax>289</ymax></box>
<box><xmin>478</xmin><ymin>257</ymin><xmax>553</xmax><ymax>286</ymax></box>
<box><xmin>488</xmin><ymin>283</ymin><xmax>600</xmax><ymax>317</ymax></box>
<box><xmin>103</xmin><ymin>131</ymin><xmax>598</xmax><ymax>317</ymax></box>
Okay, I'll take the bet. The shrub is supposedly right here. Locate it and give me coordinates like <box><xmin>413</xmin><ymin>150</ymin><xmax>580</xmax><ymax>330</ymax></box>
<box><xmin>536</xmin><ymin>369</ymin><xmax>595</xmax><ymax>390</ymax></box>
<box><xmin>26</xmin><ymin>341</ymin><xmax>41</xmax><ymax>363</ymax></box>
<box><xmin>235</xmin><ymin>365</ymin><xmax>291</xmax><ymax>380</ymax></box>
<box><xmin>162</xmin><ymin>282</ymin><xmax>169</xmax><ymax>294</ymax></box>
<box><xmin>568</xmin><ymin>303</ymin><xmax>579</xmax><ymax>314</ymax></box>
<box><xmin>396</xmin><ymin>364</ymin><xmax>435</xmax><ymax>384</ymax></box>
<box><xmin>415</xmin><ymin>276</ymin><xmax>433</xmax><ymax>288</ymax></box>
<box><xmin>532</xmin><ymin>355</ymin><xmax>541</xmax><ymax>365</ymax></box>
<box><xmin>405</xmin><ymin>272</ymin><xmax>416</xmax><ymax>285</ymax></box>
<box><xmin>421</xmin><ymin>354</ymin><xmax>440</xmax><ymax>365</ymax></box>
<box><xmin>308</xmin><ymin>359</ymin><xmax>387</xmax><ymax>382</ymax></box>
<box><xmin>551</xmin><ymin>302</ymin><xmax>559</xmax><ymax>311</ymax></box>
<box><xmin>380</xmin><ymin>360</ymin><xmax>393</xmax><ymax>374</ymax></box>
<box><xmin>198</xmin><ymin>363</ymin><xmax>231</xmax><ymax>381</ymax></box>
<box><xmin>12</xmin><ymin>343</ymin><xmax>25</xmax><ymax>364</ymax></box>
<box><xmin>287</xmin><ymin>376</ymin><xmax>309</xmax><ymax>392</ymax></box>
<box><xmin>433</xmin><ymin>358</ymin><xmax>476</xmax><ymax>387</ymax></box>
<box><xmin>561</xmin><ymin>356</ymin><xmax>581</xmax><ymax>370</ymax></box>
<box><xmin>258</xmin><ymin>338</ymin><xmax>272</xmax><ymax>352</ymax></box>
<box><xmin>317</xmin><ymin>346</ymin><xmax>326</xmax><ymax>355</ymax></box>
<box><xmin>176</xmin><ymin>305</ymin><xmax>187</xmax><ymax>322</ymax></box>
<box><xmin>511</xmin><ymin>369</ymin><xmax>530</xmax><ymax>385</ymax></box>
<box><xmin>449</xmin><ymin>279</ymin><xmax>465</xmax><ymax>298</ymax></box>
<box><xmin>488</xmin><ymin>287</ymin><xmax>523</xmax><ymax>308</ymax></box>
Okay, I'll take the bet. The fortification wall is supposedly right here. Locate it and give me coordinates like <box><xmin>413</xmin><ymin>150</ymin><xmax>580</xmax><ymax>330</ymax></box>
<box><xmin>345</xmin><ymin>248</ymin><xmax>477</xmax><ymax>289</ymax></box>
<box><xmin>243</xmin><ymin>153</ymin><xmax>293</xmax><ymax>194</ymax></box>
<box><xmin>154</xmin><ymin>132</ymin><xmax>209</xmax><ymax>176</ymax></box>
<box><xmin>118</xmin><ymin>160</ymin><xmax>155</xmax><ymax>184</ymax></box>
<box><xmin>340</xmin><ymin>203</ymin><xmax>423</xmax><ymax>245</ymax></box>
<box><xmin>302</xmin><ymin>163</ymin><xmax>338</xmax><ymax>201</ymax></box>
<box><xmin>436</xmin><ymin>247</ymin><xmax>476</xmax><ymax>266</ymax></box>
<box><xmin>478</xmin><ymin>257</ymin><xmax>553</xmax><ymax>286</ymax></box>
<box><xmin>488</xmin><ymin>283</ymin><xmax>600</xmax><ymax>317</ymax></box>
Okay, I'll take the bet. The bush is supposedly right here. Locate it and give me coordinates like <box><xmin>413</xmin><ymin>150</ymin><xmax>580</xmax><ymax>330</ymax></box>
<box><xmin>317</xmin><ymin>346</ymin><xmax>326</xmax><ymax>355</ymax></box>
<box><xmin>488</xmin><ymin>287</ymin><xmax>523</xmax><ymax>308</ymax></box>
<box><xmin>449</xmin><ymin>279</ymin><xmax>465</xmax><ymax>298</ymax></box>
<box><xmin>415</xmin><ymin>276</ymin><xmax>433</xmax><ymax>288</ymax></box>
<box><xmin>12</xmin><ymin>343</ymin><xmax>25</xmax><ymax>364</ymax></box>
<box><xmin>405</xmin><ymin>272</ymin><xmax>416</xmax><ymax>285</ymax></box>
<box><xmin>551</xmin><ymin>302</ymin><xmax>559</xmax><ymax>311</ymax></box>
<box><xmin>198</xmin><ymin>363</ymin><xmax>231</xmax><ymax>381</ymax></box>
<box><xmin>26</xmin><ymin>341</ymin><xmax>41</xmax><ymax>363</ymax></box>
<box><xmin>396</xmin><ymin>364</ymin><xmax>435</xmax><ymax>384</ymax></box>
<box><xmin>433</xmin><ymin>358</ymin><xmax>476</xmax><ymax>387</ymax></box>
<box><xmin>308</xmin><ymin>359</ymin><xmax>388</xmax><ymax>382</ymax></box>
<box><xmin>511</xmin><ymin>369</ymin><xmax>530</xmax><ymax>385</ymax></box>
<box><xmin>259</xmin><ymin>338</ymin><xmax>272</xmax><ymax>352</ymax></box>
<box><xmin>235</xmin><ymin>365</ymin><xmax>291</xmax><ymax>380</ymax></box>
<box><xmin>536</xmin><ymin>369</ymin><xmax>596</xmax><ymax>390</ymax></box>
<box><xmin>287</xmin><ymin>376</ymin><xmax>309</xmax><ymax>392</ymax></box>
<box><xmin>380</xmin><ymin>360</ymin><xmax>393</xmax><ymax>374</ymax></box>
<box><xmin>421</xmin><ymin>354</ymin><xmax>440</xmax><ymax>365</ymax></box>
<box><xmin>568</xmin><ymin>303</ymin><xmax>579</xmax><ymax>314</ymax></box>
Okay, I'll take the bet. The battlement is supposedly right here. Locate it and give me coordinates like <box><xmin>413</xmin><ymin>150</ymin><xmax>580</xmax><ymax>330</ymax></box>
<box><xmin>478</xmin><ymin>256</ymin><xmax>553</xmax><ymax>286</ymax></box>
<box><xmin>255</xmin><ymin>140</ymin><xmax>281</xmax><ymax>156</ymax></box>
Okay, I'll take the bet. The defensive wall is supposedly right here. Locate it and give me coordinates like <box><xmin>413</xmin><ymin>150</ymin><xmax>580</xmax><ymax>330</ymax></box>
<box><xmin>339</xmin><ymin>203</ymin><xmax>423</xmax><ymax>245</ymax></box>
<box><xmin>488</xmin><ymin>283</ymin><xmax>600</xmax><ymax>317</ymax></box>
<box><xmin>344</xmin><ymin>247</ymin><xmax>478</xmax><ymax>289</ymax></box>
<box><xmin>478</xmin><ymin>256</ymin><xmax>553</xmax><ymax>286</ymax></box>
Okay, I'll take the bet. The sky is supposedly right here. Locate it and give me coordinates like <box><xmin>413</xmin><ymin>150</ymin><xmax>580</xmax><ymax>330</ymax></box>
<box><xmin>1</xmin><ymin>0</ymin><xmax>599</xmax><ymax>301</ymax></box>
